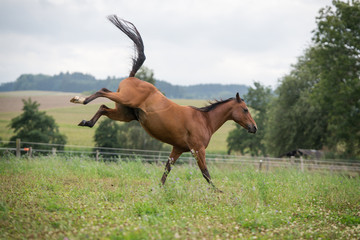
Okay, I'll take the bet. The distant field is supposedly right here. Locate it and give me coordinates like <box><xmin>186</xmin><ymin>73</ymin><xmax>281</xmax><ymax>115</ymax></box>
<box><xmin>0</xmin><ymin>91</ymin><xmax>79</xmax><ymax>97</ymax></box>
<box><xmin>0</xmin><ymin>91</ymin><xmax>102</xmax><ymax>112</ymax></box>
<box><xmin>0</xmin><ymin>91</ymin><xmax>236</xmax><ymax>153</ymax></box>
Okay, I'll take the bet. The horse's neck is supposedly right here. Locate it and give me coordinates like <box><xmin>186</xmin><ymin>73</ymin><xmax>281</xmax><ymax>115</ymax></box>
<box><xmin>207</xmin><ymin>102</ymin><xmax>233</xmax><ymax>134</ymax></box>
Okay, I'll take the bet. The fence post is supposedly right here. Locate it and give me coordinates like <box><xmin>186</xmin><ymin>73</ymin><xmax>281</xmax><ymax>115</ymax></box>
<box><xmin>52</xmin><ymin>147</ymin><xmax>56</xmax><ymax>156</ymax></box>
<box><xmin>300</xmin><ymin>156</ymin><xmax>304</xmax><ymax>172</ymax></box>
<box><xmin>96</xmin><ymin>150</ymin><xmax>99</xmax><ymax>161</ymax></box>
<box><xmin>259</xmin><ymin>159</ymin><xmax>263</xmax><ymax>171</ymax></box>
<box><xmin>158</xmin><ymin>152</ymin><xmax>162</xmax><ymax>164</ymax></box>
<box><xmin>28</xmin><ymin>147</ymin><xmax>33</xmax><ymax>158</ymax></box>
<box><xmin>266</xmin><ymin>157</ymin><xmax>269</xmax><ymax>171</ymax></box>
<box><xmin>16</xmin><ymin>138</ymin><xmax>21</xmax><ymax>158</ymax></box>
<box><xmin>290</xmin><ymin>156</ymin><xmax>294</xmax><ymax>169</ymax></box>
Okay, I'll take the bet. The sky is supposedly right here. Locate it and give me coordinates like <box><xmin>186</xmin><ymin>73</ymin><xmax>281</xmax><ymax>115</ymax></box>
<box><xmin>0</xmin><ymin>0</ymin><xmax>333</xmax><ymax>88</ymax></box>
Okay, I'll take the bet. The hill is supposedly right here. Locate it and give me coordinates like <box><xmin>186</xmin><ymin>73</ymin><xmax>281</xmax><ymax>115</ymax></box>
<box><xmin>0</xmin><ymin>72</ymin><xmax>248</xmax><ymax>99</ymax></box>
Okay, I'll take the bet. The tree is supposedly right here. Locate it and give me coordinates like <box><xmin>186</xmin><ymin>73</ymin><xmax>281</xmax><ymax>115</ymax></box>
<box><xmin>94</xmin><ymin>119</ymin><xmax>168</xmax><ymax>151</ymax></box>
<box><xmin>9</xmin><ymin>98</ymin><xmax>67</xmax><ymax>150</ymax></box>
<box><xmin>310</xmin><ymin>0</ymin><xmax>360</xmax><ymax>157</ymax></box>
<box><xmin>227</xmin><ymin>82</ymin><xmax>273</xmax><ymax>156</ymax></box>
<box><xmin>94</xmin><ymin>66</ymin><xmax>168</xmax><ymax>151</ymax></box>
<box><xmin>94</xmin><ymin>118</ymin><xmax>121</xmax><ymax>149</ymax></box>
<box><xmin>135</xmin><ymin>66</ymin><xmax>155</xmax><ymax>85</ymax></box>
<box><xmin>264</xmin><ymin>48</ymin><xmax>327</xmax><ymax>157</ymax></box>
<box><xmin>265</xmin><ymin>1</ymin><xmax>360</xmax><ymax>158</ymax></box>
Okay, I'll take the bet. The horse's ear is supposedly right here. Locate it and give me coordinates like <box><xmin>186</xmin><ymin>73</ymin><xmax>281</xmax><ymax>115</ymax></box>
<box><xmin>236</xmin><ymin>93</ymin><xmax>242</xmax><ymax>103</ymax></box>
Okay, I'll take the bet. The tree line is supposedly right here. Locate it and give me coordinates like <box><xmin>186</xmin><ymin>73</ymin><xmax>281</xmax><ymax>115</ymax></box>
<box><xmin>0</xmin><ymin>68</ymin><xmax>248</xmax><ymax>100</ymax></box>
<box><xmin>227</xmin><ymin>0</ymin><xmax>359</xmax><ymax>159</ymax></box>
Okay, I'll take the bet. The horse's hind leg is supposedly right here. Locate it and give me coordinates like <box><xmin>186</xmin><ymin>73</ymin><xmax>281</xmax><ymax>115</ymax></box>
<box><xmin>70</xmin><ymin>88</ymin><xmax>112</xmax><ymax>105</ymax></box>
<box><xmin>78</xmin><ymin>104</ymin><xmax>136</xmax><ymax>128</ymax></box>
<box><xmin>77</xmin><ymin>104</ymin><xmax>110</xmax><ymax>127</ymax></box>
<box><xmin>161</xmin><ymin>148</ymin><xmax>182</xmax><ymax>185</ymax></box>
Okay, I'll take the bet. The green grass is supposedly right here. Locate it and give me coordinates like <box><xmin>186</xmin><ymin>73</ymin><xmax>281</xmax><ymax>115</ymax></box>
<box><xmin>0</xmin><ymin>156</ymin><xmax>359</xmax><ymax>239</ymax></box>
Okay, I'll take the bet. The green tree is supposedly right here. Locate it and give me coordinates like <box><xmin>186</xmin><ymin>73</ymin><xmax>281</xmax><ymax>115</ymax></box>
<box><xmin>227</xmin><ymin>82</ymin><xmax>273</xmax><ymax>156</ymax></box>
<box><xmin>311</xmin><ymin>0</ymin><xmax>360</xmax><ymax>157</ymax></box>
<box><xmin>265</xmin><ymin>48</ymin><xmax>327</xmax><ymax>157</ymax></box>
<box><xmin>135</xmin><ymin>66</ymin><xmax>155</xmax><ymax>85</ymax></box>
<box><xmin>265</xmin><ymin>1</ymin><xmax>359</xmax><ymax>158</ymax></box>
<box><xmin>94</xmin><ymin>119</ymin><xmax>168</xmax><ymax>151</ymax></box>
<box><xmin>94</xmin><ymin>118</ymin><xmax>121</xmax><ymax>149</ymax></box>
<box><xmin>9</xmin><ymin>98</ymin><xmax>67</xmax><ymax>150</ymax></box>
<box><xmin>119</xmin><ymin>121</ymin><xmax>167</xmax><ymax>150</ymax></box>
<box><xmin>94</xmin><ymin>66</ymin><xmax>168</xmax><ymax>151</ymax></box>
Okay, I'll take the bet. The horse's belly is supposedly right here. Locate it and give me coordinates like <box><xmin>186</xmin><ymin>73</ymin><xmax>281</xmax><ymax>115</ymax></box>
<box><xmin>138</xmin><ymin>111</ymin><xmax>188</xmax><ymax>149</ymax></box>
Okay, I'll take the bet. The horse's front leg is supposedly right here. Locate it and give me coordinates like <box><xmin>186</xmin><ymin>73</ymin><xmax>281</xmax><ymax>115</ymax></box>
<box><xmin>191</xmin><ymin>148</ymin><xmax>222</xmax><ymax>193</ymax></box>
<box><xmin>161</xmin><ymin>148</ymin><xmax>182</xmax><ymax>185</ymax></box>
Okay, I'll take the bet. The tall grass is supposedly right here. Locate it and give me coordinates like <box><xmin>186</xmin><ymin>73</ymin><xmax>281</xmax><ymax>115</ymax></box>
<box><xmin>0</xmin><ymin>156</ymin><xmax>359</xmax><ymax>239</ymax></box>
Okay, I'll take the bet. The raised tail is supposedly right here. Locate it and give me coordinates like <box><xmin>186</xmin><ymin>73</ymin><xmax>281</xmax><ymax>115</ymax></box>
<box><xmin>107</xmin><ymin>15</ymin><xmax>146</xmax><ymax>77</ymax></box>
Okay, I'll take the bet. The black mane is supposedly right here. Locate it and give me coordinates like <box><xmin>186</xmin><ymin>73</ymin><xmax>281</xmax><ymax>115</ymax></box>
<box><xmin>192</xmin><ymin>98</ymin><xmax>234</xmax><ymax>112</ymax></box>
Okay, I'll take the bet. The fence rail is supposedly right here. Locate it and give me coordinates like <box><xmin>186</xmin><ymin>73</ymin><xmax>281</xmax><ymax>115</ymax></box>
<box><xmin>1</xmin><ymin>139</ymin><xmax>360</xmax><ymax>173</ymax></box>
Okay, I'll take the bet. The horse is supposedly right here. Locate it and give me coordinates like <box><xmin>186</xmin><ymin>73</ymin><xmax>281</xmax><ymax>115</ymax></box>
<box><xmin>70</xmin><ymin>16</ymin><xmax>257</xmax><ymax>191</ymax></box>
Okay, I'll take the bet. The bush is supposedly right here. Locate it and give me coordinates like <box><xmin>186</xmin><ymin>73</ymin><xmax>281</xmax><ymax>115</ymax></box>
<box><xmin>8</xmin><ymin>98</ymin><xmax>67</xmax><ymax>150</ymax></box>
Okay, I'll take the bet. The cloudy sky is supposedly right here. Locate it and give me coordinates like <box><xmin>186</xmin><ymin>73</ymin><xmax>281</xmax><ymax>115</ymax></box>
<box><xmin>0</xmin><ymin>0</ymin><xmax>332</xmax><ymax>88</ymax></box>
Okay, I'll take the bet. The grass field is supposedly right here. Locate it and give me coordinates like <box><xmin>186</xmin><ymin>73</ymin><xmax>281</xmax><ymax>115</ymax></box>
<box><xmin>0</xmin><ymin>91</ymin><xmax>235</xmax><ymax>153</ymax></box>
<box><xmin>0</xmin><ymin>156</ymin><xmax>359</xmax><ymax>239</ymax></box>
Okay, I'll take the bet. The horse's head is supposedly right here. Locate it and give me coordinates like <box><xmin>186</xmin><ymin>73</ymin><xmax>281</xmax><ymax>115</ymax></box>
<box><xmin>231</xmin><ymin>93</ymin><xmax>257</xmax><ymax>133</ymax></box>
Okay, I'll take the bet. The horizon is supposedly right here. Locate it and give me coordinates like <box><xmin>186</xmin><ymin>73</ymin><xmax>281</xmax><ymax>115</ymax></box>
<box><xmin>1</xmin><ymin>71</ymin><xmax>252</xmax><ymax>87</ymax></box>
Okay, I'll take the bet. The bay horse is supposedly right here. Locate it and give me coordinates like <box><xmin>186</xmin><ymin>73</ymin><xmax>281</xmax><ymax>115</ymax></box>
<box><xmin>70</xmin><ymin>16</ymin><xmax>257</xmax><ymax>191</ymax></box>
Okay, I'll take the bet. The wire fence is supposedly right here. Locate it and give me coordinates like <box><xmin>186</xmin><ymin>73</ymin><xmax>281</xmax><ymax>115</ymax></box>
<box><xmin>1</xmin><ymin>139</ymin><xmax>360</xmax><ymax>173</ymax></box>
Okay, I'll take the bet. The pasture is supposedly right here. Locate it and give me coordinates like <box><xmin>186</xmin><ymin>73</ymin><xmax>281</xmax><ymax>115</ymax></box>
<box><xmin>1</xmin><ymin>156</ymin><xmax>359</xmax><ymax>239</ymax></box>
<box><xmin>0</xmin><ymin>91</ymin><xmax>234</xmax><ymax>153</ymax></box>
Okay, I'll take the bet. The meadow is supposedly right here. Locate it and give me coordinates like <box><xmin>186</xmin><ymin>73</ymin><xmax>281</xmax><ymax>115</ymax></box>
<box><xmin>0</xmin><ymin>156</ymin><xmax>359</xmax><ymax>239</ymax></box>
<box><xmin>0</xmin><ymin>91</ymin><xmax>234</xmax><ymax>153</ymax></box>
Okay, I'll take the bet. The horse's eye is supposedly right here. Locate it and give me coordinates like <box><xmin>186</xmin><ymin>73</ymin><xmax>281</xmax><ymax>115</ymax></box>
<box><xmin>243</xmin><ymin>108</ymin><xmax>248</xmax><ymax>113</ymax></box>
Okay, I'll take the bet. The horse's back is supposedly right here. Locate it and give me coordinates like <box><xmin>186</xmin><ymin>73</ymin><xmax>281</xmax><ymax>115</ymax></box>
<box><xmin>116</xmin><ymin>77</ymin><xmax>160</xmax><ymax>108</ymax></box>
<box><xmin>118</xmin><ymin>77</ymin><xmax>157</xmax><ymax>94</ymax></box>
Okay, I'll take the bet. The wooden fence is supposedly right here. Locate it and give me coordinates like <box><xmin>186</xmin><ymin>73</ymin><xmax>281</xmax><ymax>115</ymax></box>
<box><xmin>1</xmin><ymin>139</ymin><xmax>360</xmax><ymax>174</ymax></box>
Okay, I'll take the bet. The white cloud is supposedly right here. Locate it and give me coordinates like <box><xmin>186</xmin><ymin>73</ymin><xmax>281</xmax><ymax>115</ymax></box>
<box><xmin>0</xmin><ymin>0</ymin><xmax>332</xmax><ymax>87</ymax></box>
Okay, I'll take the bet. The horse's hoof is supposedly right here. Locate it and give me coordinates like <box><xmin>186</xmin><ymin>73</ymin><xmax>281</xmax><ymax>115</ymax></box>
<box><xmin>70</xmin><ymin>96</ymin><xmax>85</xmax><ymax>104</ymax></box>
<box><xmin>78</xmin><ymin>120</ymin><xmax>93</xmax><ymax>128</ymax></box>
<box><xmin>78</xmin><ymin>120</ymin><xmax>87</xmax><ymax>126</ymax></box>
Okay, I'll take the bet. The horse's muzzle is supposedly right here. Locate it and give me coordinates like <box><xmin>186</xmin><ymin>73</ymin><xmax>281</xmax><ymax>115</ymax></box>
<box><xmin>248</xmin><ymin>124</ymin><xmax>257</xmax><ymax>134</ymax></box>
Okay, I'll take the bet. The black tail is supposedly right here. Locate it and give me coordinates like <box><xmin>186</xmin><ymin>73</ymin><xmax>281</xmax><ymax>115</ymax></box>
<box><xmin>107</xmin><ymin>15</ymin><xmax>146</xmax><ymax>77</ymax></box>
